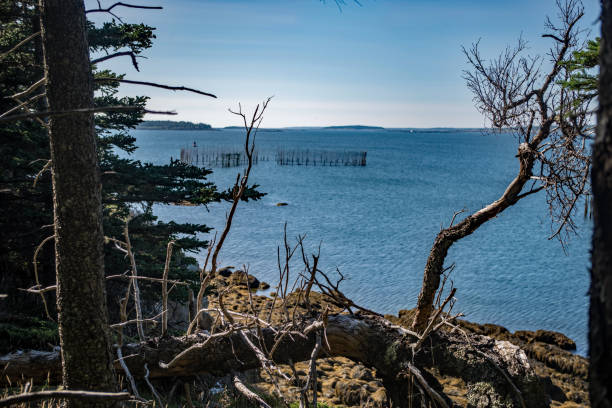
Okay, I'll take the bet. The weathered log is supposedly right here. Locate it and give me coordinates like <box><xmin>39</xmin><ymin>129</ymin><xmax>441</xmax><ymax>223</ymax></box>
<box><xmin>0</xmin><ymin>314</ymin><xmax>546</xmax><ymax>407</ymax></box>
<box><xmin>0</xmin><ymin>391</ymin><xmax>131</xmax><ymax>408</ymax></box>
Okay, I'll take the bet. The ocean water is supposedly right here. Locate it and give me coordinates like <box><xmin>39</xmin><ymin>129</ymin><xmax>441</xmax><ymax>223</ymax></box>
<box><xmin>125</xmin><ymin>128</ymin><xmax>591</xmax><ymax>355</ymax></box>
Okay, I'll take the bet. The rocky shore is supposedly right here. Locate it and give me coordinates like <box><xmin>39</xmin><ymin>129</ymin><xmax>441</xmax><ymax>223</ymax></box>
<box><xmin>207</xmin><ymin>269</ymin><xmax>589</xmax><ymax>407</ymax></box>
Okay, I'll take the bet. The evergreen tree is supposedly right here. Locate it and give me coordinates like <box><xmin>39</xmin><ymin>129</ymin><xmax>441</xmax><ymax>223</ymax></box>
<box><xmin>0</xmin><ymin>1</ymin><xmax>263</xmax><ymax>349</ymax></box>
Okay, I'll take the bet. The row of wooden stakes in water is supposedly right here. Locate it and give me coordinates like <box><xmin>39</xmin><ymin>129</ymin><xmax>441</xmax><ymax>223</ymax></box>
<box><xmin>179</xmin><ymin>147</ymin><xmax>367</xmax><ymax>168</ymax></box>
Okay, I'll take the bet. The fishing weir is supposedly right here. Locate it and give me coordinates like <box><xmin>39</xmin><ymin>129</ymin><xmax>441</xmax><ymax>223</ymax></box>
<box><xmin>275</xmin><ymin>149</ymin><xmax>366</xmax><ymax>166</ymax></box>
<box><xmin>179</xmin><ymin>146</ymin><xmax>267</xmax><ymax>168</ymax></box>
<box><xmin>180</xmin><ymin>146</ymin><xmax>367</xmax><ymax>168</ymax></box>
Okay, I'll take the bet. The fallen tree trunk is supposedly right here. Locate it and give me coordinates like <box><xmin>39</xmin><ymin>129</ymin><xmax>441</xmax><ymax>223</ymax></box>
<box><xmin>0</xmin><ymin>391</ymin><xmax>131</xmax><ymax>408</ymax></box>
<box><xmin>1</xmin><ymin>313</ymin><xmax>546</xmax><ymax>408</ymax></box>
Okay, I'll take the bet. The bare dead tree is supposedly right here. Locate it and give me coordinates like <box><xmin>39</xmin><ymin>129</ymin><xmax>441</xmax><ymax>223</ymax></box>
<box><xmin>192</xmin><ymin>98</ymin><xmax>272</xmax><ymax>332</ymax></box>
<box><xmin>412</xmin><ymin>0</ymin><xmax>594</xmax><ymax>332</ymax></box>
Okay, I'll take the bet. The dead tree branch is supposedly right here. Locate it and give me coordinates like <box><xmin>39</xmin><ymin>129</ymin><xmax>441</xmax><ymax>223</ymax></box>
<box><xmin>161</xmin><ymin>240</ymin><xmax>176</xmax><ymax>336</ymax></box>
<box><xmin>91</xmin><ymin>51</ymin><xmax>141</xmax><ymax>71</ymax></box>
<box><xmin>233</xmin><ymin>375</ymin><xmax>272</xmax><ymax>408</ymax></box>
<box><xmin>32</xmin><ymin>235</ymin><xmax>55</xmax><ymax>321</ymax></box>
<box><xmin>0</xmin><ymin>31</ymin><xmax>41</xmax><ymax>62</ymax></box>
<box><xmin>86</xmin><ymin>2</ymin><xmax>162</xmax><ymax>14</ymax></box>
<box><xmin>188</xmin><ymin>98</ymin><xmax>271</xmax><ymax>334</ymax></box>
<box><xmin>95</xmin><ymin>77</ymin><xmax>216</xmax><ymax>98</ymax></box>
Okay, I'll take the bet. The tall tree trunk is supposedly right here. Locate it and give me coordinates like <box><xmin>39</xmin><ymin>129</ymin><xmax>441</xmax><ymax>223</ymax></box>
<box><xmin>590</xmin><ymin>1</ymin><xmax>612</xmax><ymax>406</ymax></box>
<box><xmin>39</xmin><ymin>0</ymin><xmax>117</xmax><ymax>403</ymax></box>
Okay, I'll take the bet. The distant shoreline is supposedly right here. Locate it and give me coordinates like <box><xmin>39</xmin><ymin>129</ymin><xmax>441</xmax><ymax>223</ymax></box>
<box><xmin>137</xmin><ymin>120</ymin><xmax>511</xmax><ymax>133</ymax></box>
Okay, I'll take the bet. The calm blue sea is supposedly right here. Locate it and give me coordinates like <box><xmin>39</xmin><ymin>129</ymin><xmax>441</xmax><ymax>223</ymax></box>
<box><xmin>124</xmin><ymin>128</ymin><xmax>591</xmax><ymax>355</ymax></box>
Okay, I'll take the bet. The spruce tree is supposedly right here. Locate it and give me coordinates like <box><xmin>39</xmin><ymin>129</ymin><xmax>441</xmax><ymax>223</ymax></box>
<box><xmin>0</xmin><ymin>0</ymin><xmax>263</xmax><ymax>350</ymax></box>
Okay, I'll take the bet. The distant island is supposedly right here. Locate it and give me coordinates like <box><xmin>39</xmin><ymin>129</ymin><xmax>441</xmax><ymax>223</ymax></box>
<box><xmin>137</xmin><ymin>121</ymin><xmax>214</xmax><ymax>130</ymax></box>
<box><xmin>323</xmin><ymin>125</ymin><xmax>385</xmax><ymax>130</ymax></box>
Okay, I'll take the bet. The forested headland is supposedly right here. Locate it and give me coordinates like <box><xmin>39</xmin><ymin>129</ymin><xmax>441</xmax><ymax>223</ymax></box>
<box><xmin>137</xmin><ymin>120</ymin><xmax>214</xmax><ymax>130</ymax></box>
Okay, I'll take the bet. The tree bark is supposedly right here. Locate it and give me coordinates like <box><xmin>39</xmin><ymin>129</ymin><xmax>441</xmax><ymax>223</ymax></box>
<box><xmin>0</xmin><ymin>314</ymin><xmax>547</xmax><ymax>408</ymax></box>
<box><xmin>590</xmin><ymin>1</ymin><xmax>612</xmax><ymax>406</ymax></box>
<box><xmin>39</xmin><ymin>0</ymin><xmax>117</xmax><ymax>404</ymax></box>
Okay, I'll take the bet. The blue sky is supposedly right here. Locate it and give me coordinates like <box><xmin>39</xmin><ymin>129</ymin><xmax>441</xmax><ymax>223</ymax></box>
<box><xmin>87</xmin><ymin>0</ymin><xmax>601</xmax><ymax>127</ymax></box>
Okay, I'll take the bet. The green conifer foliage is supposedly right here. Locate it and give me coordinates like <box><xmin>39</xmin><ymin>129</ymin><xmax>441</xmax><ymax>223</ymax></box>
<box><xmin>560</xmin><ymin>37</ymin><xmax>600</xmax><ymax>106</ymax></box>
<box><xmin>0</xmin><ymin>1</ymin><xmax>263</xmax><ymax>347</ymax></box>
